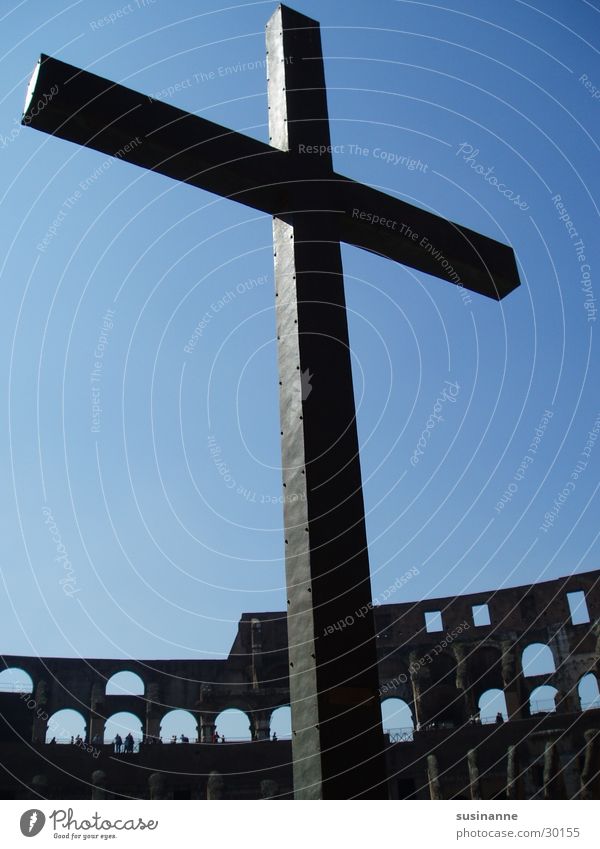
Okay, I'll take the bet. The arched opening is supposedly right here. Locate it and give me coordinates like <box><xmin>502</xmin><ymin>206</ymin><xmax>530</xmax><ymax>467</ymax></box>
<box><xmin>0</xmin><ymin>667</ymin><xmax>33</xmax><ymax>693</ymax></box>
<box><xmin>215</xmin><ymin>708</ymin><xmax>251</xmax><ymax>742</ymax></box>
<box><xmin>378</xmin><ymin>665</ymin><xmax>411</xmax><ymax>702</ymax></box>
<box><xmin>522</xmin><ymin>644</ymin><xmax>555</xmax><ymax>676</ymax></box>
<box><xmin>104</xmin><ymin>712</ymin><xmax>143</xmax><ymax>751</ymax></box>
<box><xmin>45</xmin><ymin>709</ymin><xmax>86</xmax><ymax>743</ymax></box>
<box><xmin>419</xmin><ymin>652</ymin><xmax>462</xmax><ymax>729</ymax></box>
<box><xmin>381</xmin><ymin>698</ymin><xmax>414</xmax><ymax>741</ymax></box>
<box><xmin>105</xmin><ymin>671</ymin><xmax>144</xmax><ymax>696</ymax></box>
<box><xmin>578</xmin><ymin>673</ymin><xmax>600</xmax><ymax>710</ymax></box>
<box><xmin>478</xmin><ymin>689</ymin><xmax>508</xmax><ymax>724</ymax></box>
<box><xmin>529</xmin><ymin>685</ymin><xmax>558</xmax><ymax>715</ymax></box>
<box><xmin>160</xmin><ymin>709</ymin><xmax>198</xmax><ymax>743</ymax></box>
<box><xmin>270</xmin><ymin>705</ymin><xmax>291</xmax><ymax>739</ymax></box>
<box><xmin>468</xmin><ymin>646</ymin><xmax>504</xmax><ymax>693</ymax></box>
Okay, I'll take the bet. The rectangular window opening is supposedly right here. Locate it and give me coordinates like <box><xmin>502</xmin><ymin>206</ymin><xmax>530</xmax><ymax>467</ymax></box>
<box><xmin>424</xmin><ymin>610</ymin><xmax>443</xmax><ymax>633</ymax></box>
<box><xmin>567</xmin><ymin>590</ymin><xmax>590</xmax><ymax>625</ymax></box>
<box><xmin>472</xmin><ymin>603</ymin><xmax>491</xmax><ymax>627</ymax></box>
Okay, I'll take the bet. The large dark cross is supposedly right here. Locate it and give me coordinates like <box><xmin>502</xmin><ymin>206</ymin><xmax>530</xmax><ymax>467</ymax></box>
<box><xmin>23</xmin><ymin>5</ymin><xmax>519</xmax><ymax>799</ymax></box>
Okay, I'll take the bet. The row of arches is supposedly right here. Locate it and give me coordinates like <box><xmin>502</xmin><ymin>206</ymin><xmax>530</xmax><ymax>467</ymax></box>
<box><xmin>41</xmin><ymin>706</ymin><xmax>294</xmax><ymax>745</ymax></box>
<box><xmin>44</xmin><ymin>699</ymin><xmax>446</xmax><ymax>743</ymax></box>
<box><xmin>379</xmin><ymin>693</ymin><xmax>507</xmax><ymax>733</ymax></box>
<box><xmin>0</xmin><ymin>642</ymin><xmax>574</xmax><ymax>696</ymax></box>
<box><xmin>4</xmin><ymin>661</ymin><xmax>600</xmax><ymax>731</ymax></box>
<box><xmin>0</xmin><ymin>669</ymin><xmax>147</xmax><ymax>697</ymax></box>
<box><xmin>37</xmin><ymin>675</ymin><xmax>600</xmax><ymax>746</ymax></box>
<box><xmin>5</xmin><ymin>681</ymin><xmax>600</xmax><ymax>750</ymax></box>
<box><xmin>380</xmin><ymin>674</ymin><xmax>600</xmax><ymax>731</ymax></box>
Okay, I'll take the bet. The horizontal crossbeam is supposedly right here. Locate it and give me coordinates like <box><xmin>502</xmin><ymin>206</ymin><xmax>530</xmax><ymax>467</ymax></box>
<box><xmin>24</xmin><ymin>54</ymin><xmax>288</xmax><ymax>214</ymax></box>
<box><xmin>336</xmin><ymin>175</ymin><xmax>520</xmax><ymax>300</ymax></box>
<box><xmin>24</xmin><ymin>54</ymin><xmax>519</xmax><ymax>300</ymax></box>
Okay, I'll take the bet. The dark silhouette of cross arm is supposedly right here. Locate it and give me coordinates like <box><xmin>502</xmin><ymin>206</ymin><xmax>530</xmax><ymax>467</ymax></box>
<box><xmin>23</xmin><ymin>5</ymin><xmax>520</xmax><ymax>800</ymax></box>
<box><xmin>23</xmin><ymin>40</ymin><xmax>519</xmax><ymax>300</ymax></box>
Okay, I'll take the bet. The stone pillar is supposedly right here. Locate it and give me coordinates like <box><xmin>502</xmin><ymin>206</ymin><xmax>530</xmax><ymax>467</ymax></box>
<box><xmin>501</xmin><ymin>640</ymin><xmax>525</xmax><ymax>720</ymax></box>
<box><xmin>467</xmin><ymin>748</ymin><xmax>481</xmax><ymax>800</ymax></box>
<box><xmin>410</xmin><ymin>651</ymin><xmax>428</xmax><ymax>728</ymax></box>
<box><xmin>260</xmin><ymin>779</ymin><xmax>279</xmax><ymax>799</ymax></box>
<box><xmin>190</xmin><ymin>712</ymin><xmax>201</xmax><ymax>743</ymax></box>
<box><xmin>504</xmin><ymin>689</ymin><xmax>524</xmax><ymax>720</ymax></box>
<box><xmin>522</xmin><ymin>748</ymin><xmax>539</xmax><ymax>799</ymax></box>
<box><xmin>145</xmin><ymin>713</ymin><xmax>161</xmax><ymax>742</ymax></box>
<box><xmin>31</xmin><ymin>681</ymin><xmax>49</xmax><ymax>744</ymax></box>
<box><xmin>31</xmin><ymin>774</ymin><xmax>49</xmax><ymax>799</ymax></box>
<box><xmin>200</xmin><ymin>713</ymin><xmax>217</xmax><ymax>743</ymax></box>
<box><xmin>148</xmin><ymin>772</ymin><xmax>166</xmax><ymax>800</ymax></box>
<box><xmin>550</xmin><ymin>629</ymin><xmax>580</xmax><ymax>713</ymax></box>
<box><xmin>506</xmin><ymin>744</ymin><xmax>521</xmax><ymax>799</ymax></box>
<box><xmin>145</xmin><ymin>682</ymin><xmax>161</xmax><ymax>742</ymax></box>
<box><xmin>553</xmin><ymin>687</ymin><xmax>572</xmax><ymax>715</ymax></box>
<box><xmin>91</xmin><ymin>770</ymin><xmax>107</xmax><ymax>800</ymax></box>
<box><xmin>252</xmin><ymin>710</ymin><xmax>271</xmax><ymax>740</ymax></box>
<box><xmin>207</xmin><ymin>771</ymin><xmax>225</xmax><ymax>800</ymax></box>
<box><xmin>454</xmin><ymin>644</ymin><xmax>475</xmax><ymax>722</ymax></box>
<box><xmin>580</xmin><ymin>728</ymin><xmax>600</xmax><ymax>799</ymax></box>
<box><xmin>542</xmin><ymin>734</ymin><xmax>566</xmax><ymax>800</ymax></box>
<box><xmin>89</xmin><ymin>682</ymin><xmax>105</xmax><ymax>743</ymax></box>
<box><xmin>427</xmin><ymin>754</ymin><xmax>443</xmax><ymax>800</ymax></box>
<box><xmin>523</xmin><ymin>682</ymin><xmax>535</xmax><ymax>718</ymax></box>
<box><xmin>251</xmin><ymin>618</ymin><xmax>263</xmax><ymax>689</ymax></box>
<box><xmin>556</xmin><ymin>733</ymin><xmax>582</xmax><ymax>799</ymax></box>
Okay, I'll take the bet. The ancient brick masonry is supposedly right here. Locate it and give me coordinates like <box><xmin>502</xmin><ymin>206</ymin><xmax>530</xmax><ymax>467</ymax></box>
<box><xmin>1</xmin><ymin>570</ymin><xmax>598</xmax><ymax>799</ymax></box>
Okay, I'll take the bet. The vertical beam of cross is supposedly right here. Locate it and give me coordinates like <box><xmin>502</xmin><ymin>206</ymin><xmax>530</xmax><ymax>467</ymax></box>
<box><xmin>267</xmin><ymin>6</ymin><xmax>388</xmax><ymax>799</ymax></box>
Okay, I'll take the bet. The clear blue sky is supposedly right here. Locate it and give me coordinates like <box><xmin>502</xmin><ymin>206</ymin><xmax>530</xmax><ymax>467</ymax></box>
<box><xmin>1</xmin><ymin>0</ymin><xmax>599</xmax><ymax>669</ymax></box>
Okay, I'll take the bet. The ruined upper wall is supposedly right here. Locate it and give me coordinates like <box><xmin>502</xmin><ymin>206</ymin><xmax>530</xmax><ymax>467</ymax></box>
<box><xmin>1</xmin><ymin>570</ymin><xmax>597</xmax><ymax>716</ymax></box>
<box><xmin>373</xmin><ymin>569</ymin><xmax>599</xmax><ymax>646</ymax></box>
